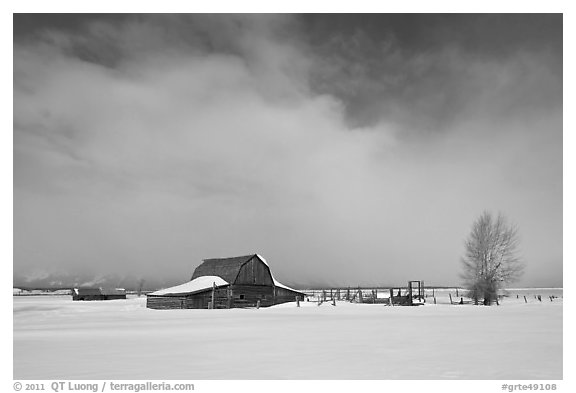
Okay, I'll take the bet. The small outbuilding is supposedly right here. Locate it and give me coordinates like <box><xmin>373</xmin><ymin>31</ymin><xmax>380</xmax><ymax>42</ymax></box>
<box><xmin>72</xmin><ymin>287</ymin><xmax>127</xmax><ymax>301</ymax></box>
<box><xmin>147</xmin><ymin>254</ymin><xmax>305</xmax><ymax>309</ymax></box>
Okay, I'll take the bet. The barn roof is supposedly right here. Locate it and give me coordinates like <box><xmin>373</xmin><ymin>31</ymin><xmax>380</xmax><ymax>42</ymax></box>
<box><xmin>100</xmin><ymin>288</ymin><xmax>126</xmax><ymax>296</ymax></box>
<box><xmin>73</xmin><ymin>288</ymin><xmax>102</xmax><ymax>296</ymax></box>
<box><xmin>191</xmin><ymin>254</ymin><xmax>257</xmax><ymax>283</ymax></box>
<box><xmin>256</xmin><ymin>254</ymin><xmax>304</xmax><ymax>294</ymax></box>
<box><xmin>148</xmin><ymin>276</ymin><xmax>229</xmax><ymax>297</ymax></box>
<box><xmin>191</xmin><ymin>253</ymin><xmax>305</xmax><ymax>295</ymax></box>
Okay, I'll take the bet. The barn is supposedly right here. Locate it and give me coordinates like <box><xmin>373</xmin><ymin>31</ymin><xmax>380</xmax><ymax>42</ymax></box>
<box><xmin>146</xmin><ymin>254</ymin><xmax>306</xmax><ymax>309</ymax></box>
<box><xmin>72</xmin><ymin>287</ymin><xmax>127</xmax><ymax>301</ymax></box>
<box><xmin>100</xmin><ymin>288</ymin><xmax>127</xmax><ymax>300</ymax></box>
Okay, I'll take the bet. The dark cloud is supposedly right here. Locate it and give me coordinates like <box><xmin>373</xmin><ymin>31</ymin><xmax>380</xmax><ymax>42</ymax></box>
<box><xmin>302</xmin><ymin>14</ymin><xmax>562</xmax><ymax>58</ymax></box>
<box><xmin>303</xmin><ymin>14</ymin><xmax>562</xmax><ymax>129</ymax></box>
<box><xmin>13</xmin><ymin>14</ymin><xmax>562</xmax><ymax>288</ymax></box>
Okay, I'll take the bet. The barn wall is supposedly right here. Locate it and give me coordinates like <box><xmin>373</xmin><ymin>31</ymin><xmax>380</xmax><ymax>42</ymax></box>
<box><xmin>147</xmin><ymin>289</ymin><xmax>231</xmax><ymax>310</ymax></box>
<box><xmin>229</xmin><ymin>285</ymin><xmax>275</xmax><ymax>307</ymax></box>
<box><xmin>73</xmin><ymin>294</ymin><xmax>127</xmax><ymax>301</ymax></box>
<box><xmin>72</xmin><ymin>295</ymin><xmax>105</xmax><ymax>301</ymax></box>
<box><xmin>234</xmin><ymin>257</ymin><xmax>274</xmax><ymax>286</ymax></box>
<box><xmin>147</xmin><ymin>296</ymin><xmax>186</xmax><ymax>309</ymax></box>
<box><xmin>146</xmin><ymin>284</ymin><xmax>305</xmax><ymax>310</ymax></box>
<box><xmin>147</xmin><ymin>286</ymin><xmax>283</xmax><ymax>309</ymax></box>
<box><xmin>105</xmin><ymin>294</ymin><xmax>127</xmax><ymax>300</ymax></box>
<box><xmin>275</xmin><ymin>287</ymin><xmax>305</xmax><ymax>304</ymax></box>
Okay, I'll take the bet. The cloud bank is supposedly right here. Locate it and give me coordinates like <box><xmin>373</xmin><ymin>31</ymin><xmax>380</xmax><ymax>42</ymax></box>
<box><xmin>14</xmin><ymin>14</ymin><xmax>562</xmax><ymax>287</ymax></box>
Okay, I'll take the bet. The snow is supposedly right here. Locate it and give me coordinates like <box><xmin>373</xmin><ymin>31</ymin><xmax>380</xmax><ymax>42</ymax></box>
<box><xmin>13</xmin><ymin>288</ymin><xmax>71</xmax><ymax>296</ymax></box>
<box><xmin>148</xmin><ymin>275</ymin><xmax>229</xmax><ymax>296</ymax></box>
<box><xmin>13</xmin><ymin>291</ymin><xmax>562</xmax><ymax>380</ymax></box>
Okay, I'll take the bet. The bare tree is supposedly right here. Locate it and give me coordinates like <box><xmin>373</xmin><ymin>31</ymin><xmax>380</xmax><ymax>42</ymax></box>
<box><xmin>461</xmin><ymin>212</ymin><xmax>524</xmax><ymax>305</ymax></box>
<box><xmin>137</xmin><ymin>278</ymin><xmax>145</xmax><ymax>297</ymax></box>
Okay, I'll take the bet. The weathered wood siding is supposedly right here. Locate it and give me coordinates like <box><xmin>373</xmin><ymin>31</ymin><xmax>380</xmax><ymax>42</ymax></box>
<box><xmin>72</xmin><ymin>295</ymin><xmax>105</xmax><ymax>301</ymax></box>
<box><xmin>147</xmin><ymin>296</ymin><xmax>186</xmax><ymax>309</ymax></box>
<box><xmin>228</xmin><ymin>284</ymin><xmax>275</xmax><ymax>307</ymax></box>
<box><xmin>147</xmin><ymin>288</ymin><xmax>231</xmax><ymax>310</ymax></box>
<box><xmin>234</xmin><ymin>257</ymin><xmax>274</xmax><ymax>286</ymax></box>
<box><xmin>275</xmin><ymin>287</ymin><xmax>305</xmax><ymax>304</ymax></box>
<box><xmin>146</xmin><ymin>284</ymin><xmax>303</xmax><ymax>309</ymax></box>
<box><xmin>104</xmin><ymin>294</ymin><xmax>126</xmax><ymax>300</ymax></box>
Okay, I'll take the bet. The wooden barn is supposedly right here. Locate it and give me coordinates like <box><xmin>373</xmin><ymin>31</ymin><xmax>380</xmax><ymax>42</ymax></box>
<box><xmin>100</xmin><ymin>288</ymin><xmax>127</xmax><ymax>300</ymax></box>
<box><xmin>147</xmin><ymin>254</ymin><xmax>306</xmax><ymax>310</ymax></box>
<box><xmin>72</xmin><ymin>287</ymin><xmax>126</xmax><ymax>301</ymax></box>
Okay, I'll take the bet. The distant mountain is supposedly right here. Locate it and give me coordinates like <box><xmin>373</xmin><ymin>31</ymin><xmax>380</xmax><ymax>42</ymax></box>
<box><xmin>13</xmin><ymin>271</ymin><xmax>182</xmax><ymax>291</ymax></box>
<box><xmin>13</xmin><ymin>271</ymin><xmax>463</xmax><ymax>292</ymax></box>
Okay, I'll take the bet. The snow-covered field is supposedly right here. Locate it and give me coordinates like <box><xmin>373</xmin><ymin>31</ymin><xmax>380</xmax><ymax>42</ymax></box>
<box><xmin>13</xmin><ymin>291</ymin><xmax>562</xmax><ymax>380</ymax></box>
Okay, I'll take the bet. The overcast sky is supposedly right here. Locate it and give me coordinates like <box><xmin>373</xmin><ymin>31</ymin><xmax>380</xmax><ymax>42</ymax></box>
<box><xmin>13</xmin><ymin>14</ymin><xmax>562</xmax><ymax>288</ymax></box>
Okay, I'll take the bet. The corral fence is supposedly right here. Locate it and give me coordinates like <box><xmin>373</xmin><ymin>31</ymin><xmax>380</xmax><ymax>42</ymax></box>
<box><xmin>299</xmin><ymin>287</ymin><xmax>563</xmax><ymax>306</ymax></box>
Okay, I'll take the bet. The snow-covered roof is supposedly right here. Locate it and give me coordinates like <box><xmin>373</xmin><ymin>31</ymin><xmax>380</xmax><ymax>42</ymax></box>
<box><xmin>100</xmin><ymin>288</ymin><xmax>126</xmax><ymax>296</ymax></box>
<box><xmin>73</xmin><ymin>287</ymin><xmax>102</xmax><ymax>296</ymax></box>
<box><xmin>255</xmin><ymin>254</ymin><xmax>302</xmax><ymax>293</ymax></box>
<box><xmin>149</xmin><ymin>276</ymin><xmax>229</xmax><ymax>296</ymax></box>
<box><xmin>72</xmin><ymin>287</ymin><xmax>126</xmax><ymax>296</ymax></box>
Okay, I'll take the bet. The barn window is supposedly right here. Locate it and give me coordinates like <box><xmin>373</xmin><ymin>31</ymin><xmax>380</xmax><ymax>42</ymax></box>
<box><xmin>239</xmin><ymin>294</ymin><xmax>245</xmax><ymax>300</ymax></box>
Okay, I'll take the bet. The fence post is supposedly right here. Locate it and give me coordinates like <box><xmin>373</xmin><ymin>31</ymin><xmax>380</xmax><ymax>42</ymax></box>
<box><xmin>434</xmin><ymin>297</ymin><xmax>436</xmax><ymax>304</ymax></box>
<box><xmin>523</xmin><ymin>296</ymin><xmax>527</xmax><ymax>303</ymax></box>
<box><xmin>256</xmin><ymin>300</ymin><xmax>261</xmax><ymax>309</ymax></box>
<box><xmin>296</xmin><ymin>296</ymin><xmax>300</xmax><ymax>307</ymax></box>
